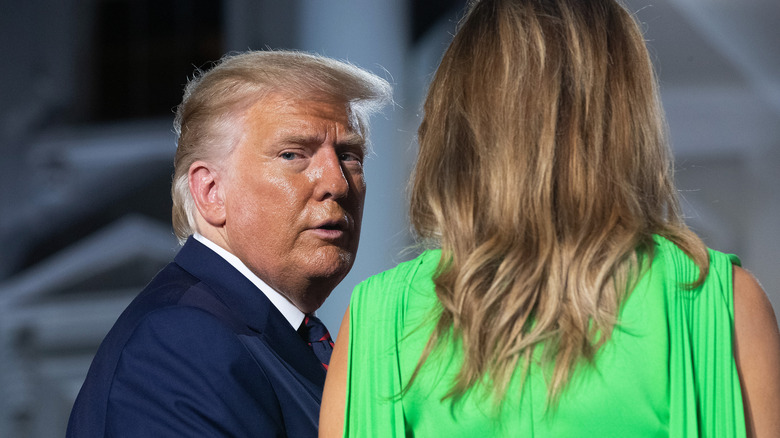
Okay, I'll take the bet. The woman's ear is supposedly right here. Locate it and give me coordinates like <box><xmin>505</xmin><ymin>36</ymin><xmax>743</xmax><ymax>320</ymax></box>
<box><xmin>188</xmin><ymin>161</ymin><xmax>227</xmax><ymax>227</ymax></box>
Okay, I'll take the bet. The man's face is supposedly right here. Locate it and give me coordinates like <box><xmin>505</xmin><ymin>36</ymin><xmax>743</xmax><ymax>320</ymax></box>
<box><xmin>221</xmin><ymin>93</ymin><xmax>366</xmax><ymax>312</ymax></box>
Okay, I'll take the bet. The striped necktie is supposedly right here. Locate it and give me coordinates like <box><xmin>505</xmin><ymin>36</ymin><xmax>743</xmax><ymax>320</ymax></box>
<box><xmin>298</xmin><ymin>314</ymin><xmax>334</xmax><ymax>370</ymax></box>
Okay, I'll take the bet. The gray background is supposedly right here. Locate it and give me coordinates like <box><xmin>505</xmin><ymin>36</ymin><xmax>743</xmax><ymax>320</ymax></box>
<box><xmin>0</xmin><ymin>0</ymin><xmax>777</xmax><ymax>436</ymax></box>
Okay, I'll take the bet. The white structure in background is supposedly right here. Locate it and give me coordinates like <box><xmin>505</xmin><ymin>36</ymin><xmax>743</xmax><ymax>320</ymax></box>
<box><xmin>628</xmin><ymin>0</ymin><xmax>780</xmax><ymax>304</ymax></box>
<box><xmin>291</xmin><ymin>0</ymin><xmax>415</xmax><ymax>335</ymax></box>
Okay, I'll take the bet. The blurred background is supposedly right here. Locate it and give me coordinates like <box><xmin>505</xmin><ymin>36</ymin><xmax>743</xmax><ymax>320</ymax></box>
<box><xmin>0</xmin><ymin>0</ymin><xmax>777</xmax><ymax>436</ymax></box>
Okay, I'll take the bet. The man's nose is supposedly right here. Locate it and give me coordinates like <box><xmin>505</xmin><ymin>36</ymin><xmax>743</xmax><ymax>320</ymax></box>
<box><xmin>312</xmin><ymin>150</ymin><xmax>350</xmax><ymax>200</ymax></box>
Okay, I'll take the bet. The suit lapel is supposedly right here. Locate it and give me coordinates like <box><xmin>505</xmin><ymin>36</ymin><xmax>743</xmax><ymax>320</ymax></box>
<box><xmin>174</xmin><ymin>237</ymin><xmax>326</xmax><ymax>389</ymax></box>
<box><xmin>263</xmin><ymin>308</ymin><xmax>327</xmax><ymax>389</ymax></box>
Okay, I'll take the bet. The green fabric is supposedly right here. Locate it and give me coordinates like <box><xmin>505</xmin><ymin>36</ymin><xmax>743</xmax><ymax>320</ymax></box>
<box><xmin>343</xmin><ymin>235</ymin><xmax>746</xmax><ymax>437</ymax></box>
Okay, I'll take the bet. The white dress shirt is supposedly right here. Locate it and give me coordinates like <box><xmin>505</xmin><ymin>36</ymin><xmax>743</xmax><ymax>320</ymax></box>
<box><xmin>192</xmin><ymin>233</ymin><xmax>305</xmax><ymax>330</ymax></box>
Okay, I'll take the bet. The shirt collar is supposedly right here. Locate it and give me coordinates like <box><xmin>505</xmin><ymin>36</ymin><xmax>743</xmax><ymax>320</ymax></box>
<box><xmin>192</xmin><ymin>233</ymin><xmax>305</xmax><ymax>330</ymax></box>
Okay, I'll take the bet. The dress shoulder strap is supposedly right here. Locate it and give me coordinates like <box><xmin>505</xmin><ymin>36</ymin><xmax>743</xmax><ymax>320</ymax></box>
<box><xmin>656</xmin><ymin>236</ymin><xmax>746</xmax><ymax>437</ymax></box>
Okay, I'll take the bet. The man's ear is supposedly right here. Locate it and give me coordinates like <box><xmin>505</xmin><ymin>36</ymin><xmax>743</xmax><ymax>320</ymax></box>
<box><xmin>189</xmin><ymin>161</ymin><xmax>227</xmax><ymax>227</ymax></box>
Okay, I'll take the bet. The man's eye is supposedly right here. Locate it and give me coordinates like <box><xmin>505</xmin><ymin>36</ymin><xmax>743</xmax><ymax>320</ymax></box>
<box><xmin>280</xmin><ymin>152</ymin><xmax>298</xmax><ymax>160</ymax></box>
<box><xmin>339</xmin><ymin>153</ymin><xmax>362</xmax><ymax>163</ymax></box>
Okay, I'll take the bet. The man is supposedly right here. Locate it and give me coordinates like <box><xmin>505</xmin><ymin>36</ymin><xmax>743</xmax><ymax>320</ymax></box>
<box><xmin>66</xmin><ymin>50</ymin><xmax>391</xmax><ymax>437</ymax></box>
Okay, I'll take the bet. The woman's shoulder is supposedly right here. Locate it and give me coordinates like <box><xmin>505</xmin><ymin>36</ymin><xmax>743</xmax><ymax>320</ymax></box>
<box><xmin>350</xmin><ymin>249</ymin><xmax>441</xmax><ymax>310</ymax></box>
<box><xmin>651</xmin><ymin>234</ymin><xmax>739</xmax><ymax>284</ymax></box>
<box><xmin>645</xmin><ymin>234</ymin><xmax>740</xmax><ymax>333</ymax></box>
<box><xmin>355</xmin><ymin>249</ymin><xmax>441</xmax><ymax>292</ymax></box>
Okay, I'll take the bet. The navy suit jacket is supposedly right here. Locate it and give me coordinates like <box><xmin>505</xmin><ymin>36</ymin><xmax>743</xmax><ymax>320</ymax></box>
<box><xmin>66</xmin><ymin>237</ymin><xmax>326</xmax><ymax>437</ymax></box>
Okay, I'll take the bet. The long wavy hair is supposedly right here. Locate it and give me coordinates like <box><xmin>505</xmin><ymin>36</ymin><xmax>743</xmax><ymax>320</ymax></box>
<box><xmin>408</xmin><ymin>0</ymin><xmax>708</xmax><ymax>403</ymax></box>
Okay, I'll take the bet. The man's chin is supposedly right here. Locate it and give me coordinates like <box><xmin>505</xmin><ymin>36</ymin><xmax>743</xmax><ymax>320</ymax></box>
<box><xmin>304</xmin><ymin>247</ymin><xmax>355</xmax><ymax>281</ymax></box>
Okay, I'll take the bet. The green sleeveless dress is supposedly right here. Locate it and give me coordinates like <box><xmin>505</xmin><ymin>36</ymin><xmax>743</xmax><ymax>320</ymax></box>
<box><xmin>342</xmin><ymin>236</ymin><xmax>746</xmax><ymax>437</ymax></box>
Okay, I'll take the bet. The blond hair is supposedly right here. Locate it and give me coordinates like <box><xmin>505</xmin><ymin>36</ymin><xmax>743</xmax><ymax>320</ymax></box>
<box><xmin>171</xmin><ymin>50</ymin><xmax>391</xmax><ymax>243</ymax></box>
<box><xmin>409</xmin><ymin>0</ymin><xmax>708</xmax><ymax>403</ymax></box>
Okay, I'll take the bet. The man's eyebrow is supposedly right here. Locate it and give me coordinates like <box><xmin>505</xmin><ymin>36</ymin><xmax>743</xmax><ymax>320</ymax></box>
<box><xmin>279</xmin><ymin>133</ymin><xmax>321</xmax><ymax>145</ymax></box>
<box><xmin>337</xmin><ymin>132</ymin><xmax>366</xmax><ymax>147</ymax></box>
<box><xmin>280</xmin><ymin>132</ymin><xmax>365</xmax><ymax>147</ymax></box>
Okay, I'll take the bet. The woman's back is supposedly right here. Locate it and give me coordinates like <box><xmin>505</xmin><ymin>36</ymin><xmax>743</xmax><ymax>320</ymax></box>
<box><xmin>318</xmin><ymin>0</ymin><xmax>780</xmax><ymax>435</ymax></box>
<box><xmin>342</xmin><ymin>236</ymin><xmax>745</xmax><ymax>436</ymax></box>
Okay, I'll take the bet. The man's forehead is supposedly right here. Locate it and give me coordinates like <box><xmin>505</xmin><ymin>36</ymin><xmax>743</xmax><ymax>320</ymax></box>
<box><xmin>245</xmin><ymin>93</ymin><xmax>364</xmax><ymax>144</ymax></box>
<box><xmin>257</xmin><ymin>92</ymin><xmax>351</xmax><ymax>117</ymax></box>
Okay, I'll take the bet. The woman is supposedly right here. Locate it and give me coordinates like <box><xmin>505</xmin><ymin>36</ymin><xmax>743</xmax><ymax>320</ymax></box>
<box><xmin>320</xmin><ymin>0</ymin><xmax>780</xmax><ymax>436</ymax></box>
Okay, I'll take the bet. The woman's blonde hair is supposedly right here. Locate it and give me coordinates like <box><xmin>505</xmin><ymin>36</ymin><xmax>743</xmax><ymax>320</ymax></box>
<box><xmin>409</xmin><ymin>0</ymin><xmax>708</xmax><ymax>403</ymax></box>
<box><xmin>171</xmin><ymin>50</ymin><xmax>391</xmax><ymax>243</ymax></box>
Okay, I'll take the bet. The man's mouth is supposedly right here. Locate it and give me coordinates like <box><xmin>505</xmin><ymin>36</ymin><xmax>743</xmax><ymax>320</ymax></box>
<box><xmin>309</xmin><ymin>218</ymin><xmax>350</xmax><ymax>240</ymax></box>
<box><xmin>318</xmin><ymin>221</ymin><xmax>344</xmax><ymax>231</ymax></box>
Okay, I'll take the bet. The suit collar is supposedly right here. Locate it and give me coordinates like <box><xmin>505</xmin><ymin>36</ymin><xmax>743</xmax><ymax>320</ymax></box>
<box><xmin>174</xmin><ymin>237</ymin><xmax>326</xmax><ymax>386</ymax></box>
<box><xmin>191</xmin><ymin>233</ymin><xmax>305</xmax><ymax>329</ymax></box>
<box><xmin>175</xmin><ymin>237</ymin><xmax>272</xmax><ymax>333</ymax></box>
